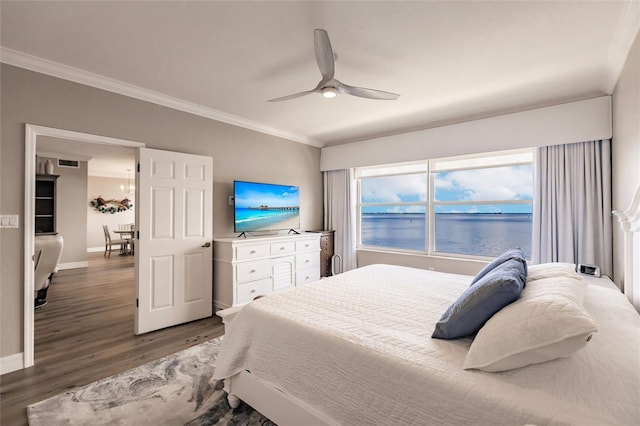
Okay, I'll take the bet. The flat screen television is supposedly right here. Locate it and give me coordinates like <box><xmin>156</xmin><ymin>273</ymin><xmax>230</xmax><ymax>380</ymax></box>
<box><xmin>233</xmin><ymin>180</ymin><xmax>300</xmax><ymax>233</ymax></box>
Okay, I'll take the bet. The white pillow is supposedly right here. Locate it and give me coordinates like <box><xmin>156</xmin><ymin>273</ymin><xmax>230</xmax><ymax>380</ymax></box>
<box><xmin>527</xmin><ymin>262</ymin><xmax>581</xmax><ymax>282</ymax></box>
<box><xmin>463</xmin><ymin>277</ymin><xmax>597</xmax><ymax>372</ymax></box>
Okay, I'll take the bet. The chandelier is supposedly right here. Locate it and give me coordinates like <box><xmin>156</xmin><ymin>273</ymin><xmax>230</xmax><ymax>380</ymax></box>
<box><xmin>120</xmin><ymin>169</ymin><xmax>135</xmax><ymax>194</ymax></box>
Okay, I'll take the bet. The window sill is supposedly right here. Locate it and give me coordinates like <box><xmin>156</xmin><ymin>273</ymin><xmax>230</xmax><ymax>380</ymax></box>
<box><xmin>357</xmin><ymin>246</ymin><xmax>492</xmax><ymax>262</ymax></box>
<box><xmin>356</xmin><ymin>247</ymin><xmax>490</xmax><ymax>276</ymax></box>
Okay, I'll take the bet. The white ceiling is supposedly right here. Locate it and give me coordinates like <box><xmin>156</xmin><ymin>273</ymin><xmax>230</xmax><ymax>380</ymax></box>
<box><xmin>2</xmin><ymin>1</ymin><xmax>639</xmax><ymax>147</ymax></box>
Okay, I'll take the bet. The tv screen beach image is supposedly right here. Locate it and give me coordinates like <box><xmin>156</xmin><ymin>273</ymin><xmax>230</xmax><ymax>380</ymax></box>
<box><xmin>234</xmin><ymin>182</ymin><xmax>300</xmax><ymax>232</ymax></box>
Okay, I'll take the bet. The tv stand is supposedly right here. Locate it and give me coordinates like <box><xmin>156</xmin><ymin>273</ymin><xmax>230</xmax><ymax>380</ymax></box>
<box><xmin>288</xmin><ymin>229</ymin><xmax>300</xmax><ymax>235</ymax></box>
<box><xmin>237</xmin><ymin>230</ymin><xmax>282</xmax><ymax>239</ymax></box>
<box><xmin>213</xmin><ymin>234</ymin><xmax>321</xmax><ymax>308</ymax></box>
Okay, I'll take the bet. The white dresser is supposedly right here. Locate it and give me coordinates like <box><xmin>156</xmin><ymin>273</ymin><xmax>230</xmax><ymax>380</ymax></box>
<box><xmin>213</xmin><ymin>233</ymin><xmax>321</xmax><ymax>309</ymax></box>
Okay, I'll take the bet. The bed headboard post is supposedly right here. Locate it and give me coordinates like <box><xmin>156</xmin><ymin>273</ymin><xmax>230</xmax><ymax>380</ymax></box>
<box><xmin>612</xmin><ymin>183</ymin><xmax>640</xmax><ymax>311</ymax></box>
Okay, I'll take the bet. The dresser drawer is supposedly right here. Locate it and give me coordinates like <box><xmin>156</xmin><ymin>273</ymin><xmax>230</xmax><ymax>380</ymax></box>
<box><xmin>236</xmin><ymin>259</ymin><xmax>270</xmax><ymax>283</ymax></box>
<box><xmin>296</xmin><ymin>238</ymin><xmax>319</xmax><ymax>252</ymax></box>
<box><xmin>271</xmin><ymin>241</ymin><xmax>295</xmax><ymax>256</ymax></box>
<box><xmin>236</xmin><ymin>278</ymin><xmax>271</xmax><ymax>304</ymax></box>
<box><xmin>236</xmin><ymin>244</ymin><xmax>270</xmax><ymax>260</ymax></box>
<box><xmin>296</xmin><ymin>269</ymin><xmax>320</xmax><ymax>286</ymax></box>
<box><xmin>296</xmin><ymin>251</ymin><xmax>320</xmax><ymax>270</ymax></box>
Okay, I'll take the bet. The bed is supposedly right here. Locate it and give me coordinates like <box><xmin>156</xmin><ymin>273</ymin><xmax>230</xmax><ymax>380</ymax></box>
<box><xmin>213</xmin><ymin>263</ymin><xmax>640</xmax><ymax>425</ymax></box>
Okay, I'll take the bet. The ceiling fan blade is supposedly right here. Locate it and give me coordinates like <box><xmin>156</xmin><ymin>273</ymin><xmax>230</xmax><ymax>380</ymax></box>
<box><xmin>336</xmin><ymin>81</ymin><xmax>400</xmax><ymax>100</ymax></box>
<box><xmin>314</xmin><ymin>29</ymin><xmax>335</xmax><ymax>81</ymax></box>
<box><xmin>267</xmin><ymin>30</ymin><xmax>398</xmax><ymax>103</ymax></box>
<box><xmin>267</xmin><ymin>89</ymin><xmax>317</xmax><ymax>102</ymax></box>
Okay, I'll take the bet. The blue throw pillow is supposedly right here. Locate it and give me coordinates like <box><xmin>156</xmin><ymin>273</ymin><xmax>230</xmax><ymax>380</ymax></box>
<box><xmin>470</xmin><ymin>247</ymin><xmax>527</xmax><ymax>286</ymax></box>
<box><xmin>432</xmin><ymin>258</ymin><xmax>527</xmax><ymax>339</ymax></box>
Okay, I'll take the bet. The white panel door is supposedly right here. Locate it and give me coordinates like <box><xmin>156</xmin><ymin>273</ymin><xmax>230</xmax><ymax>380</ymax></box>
<box><xmin>135</xmin><ymin>148</ymin><xmax>213</xmax><ymax>334</ymax></box>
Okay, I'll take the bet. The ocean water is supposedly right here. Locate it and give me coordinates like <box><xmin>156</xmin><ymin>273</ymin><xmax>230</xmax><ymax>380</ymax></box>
<box><xmin>361</xmin><ymin>213</ymin><xmax>532</xmax><ymax>258</ymax></box>
<box><xmin>235</xmin><ymin>207</ymin><xmax>300</xmax><ymax>232</ymax></box>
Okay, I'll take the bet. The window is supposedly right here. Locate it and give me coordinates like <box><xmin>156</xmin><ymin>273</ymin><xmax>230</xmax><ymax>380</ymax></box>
<box><xmin>359</xmin><ymin>163</ymin><xmax>427</xmax><ymax>251</ymax></box>
<box><xmin>357</xmin><ymin>149</ymin><xmax>534</xmax><ymax>258</ymax></box>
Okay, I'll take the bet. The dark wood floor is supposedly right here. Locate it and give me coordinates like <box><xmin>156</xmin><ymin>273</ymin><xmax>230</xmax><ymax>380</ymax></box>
<box><xmin>0</xmin><ymin>252</ymin><xmax>224</xmax><ymax>425</ymax></box>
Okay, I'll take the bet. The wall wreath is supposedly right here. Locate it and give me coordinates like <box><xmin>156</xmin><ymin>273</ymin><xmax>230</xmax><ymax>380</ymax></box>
<box><xmin>90</xmin><ymin>196</ymin><xmax>133</xmax><ymax>214</ymax></box>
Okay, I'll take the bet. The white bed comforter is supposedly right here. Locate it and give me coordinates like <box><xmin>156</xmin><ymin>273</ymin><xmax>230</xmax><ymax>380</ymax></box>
<box><xmin>213</xmin><ymin>264</ymin><xmax>640</xmax><ymax>426</ymax></box>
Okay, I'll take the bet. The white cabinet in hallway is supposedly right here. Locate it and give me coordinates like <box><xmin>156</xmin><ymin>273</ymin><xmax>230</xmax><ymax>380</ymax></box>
<box><xmin>213</xmin><ymin>233</ymin><xmax>321</xmax><ymax>308</ymax></box>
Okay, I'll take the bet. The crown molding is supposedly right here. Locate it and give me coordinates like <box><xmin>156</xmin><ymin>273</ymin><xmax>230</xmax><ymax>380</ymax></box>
<box><xmin>0</xmin><ymin>47</ymin><xmax>323</xmax><ymax>148</ymax></box>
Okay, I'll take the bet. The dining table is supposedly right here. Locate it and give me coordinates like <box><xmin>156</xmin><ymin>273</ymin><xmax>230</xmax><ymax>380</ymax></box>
<box><xmin>113</xmin><ymin>228</ymin><xmax>135</xmax><ymax>255</ymax></box>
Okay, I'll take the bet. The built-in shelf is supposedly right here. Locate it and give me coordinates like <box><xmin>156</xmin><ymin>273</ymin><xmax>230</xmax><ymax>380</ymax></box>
<box><xmin>35</xmin><ymin>174</ymin><xmax>59</xmax><ymax>235</ymax></box>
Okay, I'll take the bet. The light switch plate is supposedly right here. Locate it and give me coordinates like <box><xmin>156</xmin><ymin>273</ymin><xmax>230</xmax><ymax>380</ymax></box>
<box><xmin>0</xmin><ymin>215</ymin><xmax>19</xmax><ymax>228</ymax></box>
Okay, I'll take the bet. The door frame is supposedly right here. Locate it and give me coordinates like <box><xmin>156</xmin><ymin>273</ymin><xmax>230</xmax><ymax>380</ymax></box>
<box><xmin>23</xmin><ymin>124</ymin><xmax>145</xmax><ymax>369</ymax></box>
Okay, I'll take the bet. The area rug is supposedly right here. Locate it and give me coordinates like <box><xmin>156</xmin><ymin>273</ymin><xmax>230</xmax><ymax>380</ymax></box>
<box><xmin>27</xmin><ymin>337</ymin><xmax>274</xmax><ymax>426</ymax></box>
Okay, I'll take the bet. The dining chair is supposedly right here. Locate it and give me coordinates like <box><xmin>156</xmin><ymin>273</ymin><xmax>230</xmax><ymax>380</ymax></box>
<box><xmin>102</xmin><ymin>225</ymin><xmax>129</xmax><ymax>258</ymax></box>
<box><xmin>119</xmin><ymin>223</ymin><xmax>135</xmax><ymax>255</ymax></box>
<box><xmin>118</xmin><ymin>223</ymin><xmax>134</xmax><ymax>235</ymax></box>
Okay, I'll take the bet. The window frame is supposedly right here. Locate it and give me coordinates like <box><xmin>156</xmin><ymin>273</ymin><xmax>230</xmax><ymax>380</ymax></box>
<box><xmin>357</xmin><ymin>166</ymin><xmax>429</xmax><ymax>252</ymax></box>
<box><xmin>356</xmin><ymin>148</ymin><xmax>534</xmax><ymax>260</ymax></box>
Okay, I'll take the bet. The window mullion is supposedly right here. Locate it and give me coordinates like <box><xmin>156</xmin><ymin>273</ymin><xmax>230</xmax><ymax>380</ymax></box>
<box><xmin>427</xmin><ymin>161</ymin><xmax>433</xmax><ymax>255</ymax></box>
<box><xmin>433</xmin><ymin>200</ymin><xmax>533</xmax><ymax>206</ymax></box>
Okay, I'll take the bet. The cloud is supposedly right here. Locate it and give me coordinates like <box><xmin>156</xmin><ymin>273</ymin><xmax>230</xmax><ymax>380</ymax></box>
<box><xmin>435</xmin><ymin>165</ymin><xmax>533</xmax><ymax>201</ymax></box>
<box><xmin>362</xmin><ymin>165</ymin><xmax>532</xmax><ymax>205</ymax></box>
<box><xmin>361</xmin><ymin>174</ymin><xmax>427</xmax><ymax>203</ymax></box>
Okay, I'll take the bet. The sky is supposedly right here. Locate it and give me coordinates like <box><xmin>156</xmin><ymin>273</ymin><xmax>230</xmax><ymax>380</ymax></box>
<box><xmin>361</xmin><ymin>165</ymin><xmax>533</xmax><ymax>214</ymax></box>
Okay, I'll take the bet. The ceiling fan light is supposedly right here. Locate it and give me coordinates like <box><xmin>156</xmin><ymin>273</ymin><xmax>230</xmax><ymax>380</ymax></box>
<box><xmin>322</xmin><ymin>87</ymin><xmax>337</xmax><ymax>98</ymax></box>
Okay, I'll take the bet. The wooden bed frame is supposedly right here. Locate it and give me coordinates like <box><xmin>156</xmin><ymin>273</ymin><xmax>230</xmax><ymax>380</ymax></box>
<box><xmin>223</xmin><ymin>370</ymin><xmax>334</xmax><ymax>425</ymax></box>
<box><xmin>216</xmin><ymin>307</ymin><xmax>335</xmax><ymax>425</ymax></box>
<box><xmin>613</xmin><ymin>183</ymin><xmax>640</xmax><ymax>310</ymax></box>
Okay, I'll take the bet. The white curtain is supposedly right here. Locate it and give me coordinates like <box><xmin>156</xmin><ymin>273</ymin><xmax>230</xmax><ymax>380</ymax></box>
<box><xmin>323</xmin><ymin>169</ymin><xmax>357</xmax><ymax>273</ymax></box>
<box><xmin>532</xmin><ymin>140</ymin><xmax>612</xmax><ymax>277</ymax></box>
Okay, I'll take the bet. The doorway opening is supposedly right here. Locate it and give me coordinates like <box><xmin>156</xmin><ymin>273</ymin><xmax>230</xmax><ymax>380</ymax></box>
<box><xmin>24</xmin><ymin>124</ymin><xmax>145</xmax><ymax>368</ymax></box>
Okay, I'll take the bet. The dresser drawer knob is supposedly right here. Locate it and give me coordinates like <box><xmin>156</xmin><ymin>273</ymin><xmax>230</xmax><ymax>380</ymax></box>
<box><xmin>250</xmin><ymin>289</ymin><xmax>256</xmax><ymax>294</ymax></box>
<box><xmin>250</xmin><ymin>269</ymin><xmax>256</xmax><ymax>273</ymax></box>
<box><xmin>250</xmin><ymin>250</ymin><xmax>256</xmax><ymax>254</ymax></box>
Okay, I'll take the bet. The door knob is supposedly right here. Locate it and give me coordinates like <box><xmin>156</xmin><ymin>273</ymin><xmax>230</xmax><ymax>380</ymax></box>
<box><xmin>202</xmin><ymin>242</ymin><xmax>211</xmax><ymax>248</ymax></box>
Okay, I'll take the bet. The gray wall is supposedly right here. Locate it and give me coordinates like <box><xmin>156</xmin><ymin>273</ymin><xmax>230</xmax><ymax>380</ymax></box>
<box><xmin>0</xmin><ymin>64</ymin><xmax>323</xmax><ymax>358</ymax></box>
<box><xmin>37</xmin><ymin>156</ymin><xmax>89</xmax><ymax>266</ymax></box>
<box><xmin>612</xmin><ymin>30</ymin><xmax>640</xmax><ymax>287</ymax></box>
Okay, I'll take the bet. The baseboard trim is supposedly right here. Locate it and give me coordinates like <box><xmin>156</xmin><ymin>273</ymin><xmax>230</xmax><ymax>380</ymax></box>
<box><xmin>57</xmin><ymin>261</ymin><xmax>89</xmax><ymax>270</ymax></box>
<box><xmin>1</xmin><ymin>352</ymin><xmax>24</xmax><ymax>375</ymax></box>
<box><xmin>87</xmin><ymin>247</ymin><xmax>105</xmax><ymax>253</ymax></box>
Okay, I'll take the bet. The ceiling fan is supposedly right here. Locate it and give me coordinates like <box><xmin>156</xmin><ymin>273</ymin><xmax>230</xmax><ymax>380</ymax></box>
<box><xmin>268</xmin><ymin>29</ymin><xmax>400</xmax><ymax>102</ymax></box>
